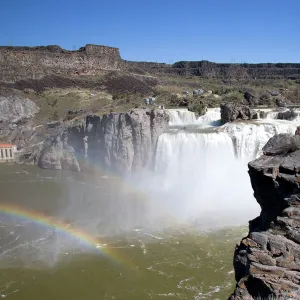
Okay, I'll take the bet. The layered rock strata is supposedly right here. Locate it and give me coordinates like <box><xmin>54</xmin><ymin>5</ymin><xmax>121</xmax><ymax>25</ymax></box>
<box><xmin>230</xmin><ymin>132</ymin><xmax>300</xmax><ymax>299</ymax></box>
<box><xmin>37</xmin><ymin>108</ymin><xmax>169</xmax><ymax>173</ymax></box>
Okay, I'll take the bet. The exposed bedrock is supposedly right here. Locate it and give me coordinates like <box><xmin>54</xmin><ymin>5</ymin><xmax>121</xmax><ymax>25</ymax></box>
<box><xmin>0</xmin><ymin>44</ymin><xmax>122</xmax><ymax>82</ymax></box>
<box><xmin>37</xmin><ymin>108</ymin><xmax>169</xmax><ymax>172</ymax></box>
<box><xmin>220</xmin><ymin>102</ymin><xmax>256</xmax><ymax>124</ymax></box>
<box><xmin>229</xmin><ymin>133</ymin><xmax>300</xmax><ymax>299</ymax></box>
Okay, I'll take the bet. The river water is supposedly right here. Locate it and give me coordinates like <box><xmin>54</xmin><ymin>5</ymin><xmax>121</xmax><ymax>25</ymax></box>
<box><xmin>0</xmin><ymin>108</ymin><xmax>298</xmax><ymax>300</ymax></box>
<box><xmin>0</xmin><ymin>164</ymin><xmax>246</xmax><ymax>300</ymax></box>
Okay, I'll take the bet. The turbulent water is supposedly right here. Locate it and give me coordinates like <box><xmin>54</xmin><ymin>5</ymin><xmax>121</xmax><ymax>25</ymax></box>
<box><xmin>0</xmin><ymin>107</ymin><xmax>299</xmax><ymax>299</ymax></box>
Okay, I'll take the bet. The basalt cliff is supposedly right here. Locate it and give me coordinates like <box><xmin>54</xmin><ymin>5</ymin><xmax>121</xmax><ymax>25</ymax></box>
<box><xmin>0</xmin><ymin>44</ymin><xmax>299</xmax><ymax>82</ymax></box>
<box><xmin>230</xmin><ymin>132</ymin><xmax>300</xmax><ymax>299</ymax></box>
<box><xmin>24</xmin><ymin>108</ymin><xmax>169</xmax><ymax>173</ymax></box>
<box><xmin>0</xmin><ymin>44</ymin><xmax>122</xmax><ymax>82</ymax></box>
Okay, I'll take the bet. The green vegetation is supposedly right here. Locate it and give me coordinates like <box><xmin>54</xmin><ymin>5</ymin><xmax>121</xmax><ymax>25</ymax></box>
<box><xmin>5</xmin><ymin>70</ymin><xmax>300</xmax><ymax>125</ymax></box>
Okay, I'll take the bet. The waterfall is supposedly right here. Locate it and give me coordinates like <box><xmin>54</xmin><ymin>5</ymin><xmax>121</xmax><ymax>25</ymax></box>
<box><xmin>222</xmin><ymin>121</ymin><xmax>298</xmax><ymax>159</ymax></box>
<box><xmin>152</xmin><ymin>130</ymin><xmax>258</xmax><ymax>226</ymax></box>
<box><xmin>167</xmin><ymin>108</ymin><xmax>221</xmax><ymax>126</ymax></box>
<box><xmin>196</xmin><ymin>108</ymin><xmax>221</xmax><ymax>126</ymax></box>
<box><xmin>148</xmin><ymin>108</ymin><xmax>300</xmax><ymax>227</ymax></box>
<box><xmin>167</xmin><ymin>109</ymin><xmax>196</xmax><ymax>126</ymax></box>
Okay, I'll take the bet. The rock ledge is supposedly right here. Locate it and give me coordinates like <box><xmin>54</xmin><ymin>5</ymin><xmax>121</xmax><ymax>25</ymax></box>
<box><xmin>230</xmin><ymin>131</ymin><xmax>300</xmax><ymax>299</ymax></box>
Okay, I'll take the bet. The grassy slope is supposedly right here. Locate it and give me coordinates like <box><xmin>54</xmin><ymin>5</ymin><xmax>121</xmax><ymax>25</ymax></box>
<box><xmin>2</xmin><ymin>70</ymin><xmax>299</xmax><ymax>125</ymax></box>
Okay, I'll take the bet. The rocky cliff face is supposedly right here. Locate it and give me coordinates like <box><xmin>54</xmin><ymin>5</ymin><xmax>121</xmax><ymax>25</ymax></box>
<box><xmin>230</xmin><ymin>132</ymin><xmax>300</xmax><ymax>299</ymax></box>
<box><xmin>0</xmin><ymin>44</ymin><xmax>122</xmax><ymax>82</ymax></box>
<box><xmin>126</xmin><ymin>60</ymin><xmax>300</xmax><ymax>80</ymax></box>
<box><xmin>1</xmin><ymin>44</ymin><xmax>299</xmax><ymax>83</ymax></box>
<box><xmin>0</xmin><ymin>93</ymin><xmax>40</xmax><ymax>148</ymax></box>
<box><xmin>37</xmin><ymin>108</ymin><xmax>169</xmax><ymax>173</ymax></box>
<box><xmin>0</xmin><ymin>94</ymin><xmax>39</xmax><ymax>123</ymax></box>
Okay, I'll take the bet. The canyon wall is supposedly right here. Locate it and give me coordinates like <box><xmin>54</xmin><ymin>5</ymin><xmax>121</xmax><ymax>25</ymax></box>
<box><xmin>230</xmin><ymin>133</ymin><xmax>300</xmax><ymax>299</ymax></box>
<box><xmin>126</xmin><ymin>60</ymin><xmax>300</xmax><ymax>80</ymax></box>
<box><xmin>36</xmin><ymin>108</ymin><xmax>169</xmax><ymax>173</ymax></box>
<box><xmin>0</xmin><ymin>44</ymin><xmax>299</xmax><ymax>83</ymax></box>
<box><xmin>0</xmin><ymin>44</ymin><xmax>122</xmax><ymax>82</ymax></box>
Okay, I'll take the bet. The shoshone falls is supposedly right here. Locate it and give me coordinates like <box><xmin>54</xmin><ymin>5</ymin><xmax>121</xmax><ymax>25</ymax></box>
<box><xmin>0</xmin><ymin>107</ymin><xmax>299</xmax><ymax>299</ymax></box>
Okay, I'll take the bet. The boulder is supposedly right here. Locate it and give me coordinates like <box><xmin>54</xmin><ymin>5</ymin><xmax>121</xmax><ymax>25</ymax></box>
<box><xmin>275</xmin><ymin>98</ymin><xmax>292</xmax><ymax>108</ymax></box>
<box><xmin>262</xmin><ymin>133</ymin><xmax>300</xmax><ymax>155</ymax></box>
<box><xmin>277</xmin><ymin>109</ymin><xmax>297</xmax><ymax>120</ymax></box>
<box><xmin>220</xmin><ymin>103</ymin><xmax>255</xmax><ymax>124</ymax></box>
<box><xmin>267</xmin><ymin>89</ymin><xmax>281</xmax><ymax>97</ymax></box>
<box><xmin>244</xmin><ymin>91</ymin><xmax>258</xmax><ymax>106</ymax></box>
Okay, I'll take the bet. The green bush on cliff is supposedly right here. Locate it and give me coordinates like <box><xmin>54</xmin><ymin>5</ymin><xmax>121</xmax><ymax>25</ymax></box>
<box><xmin>222</xmin><ymin>91</ymin><xmax>244</xmax><ymax>103</ymax></box>
<box><xmin>188</xmin><ymin>100</ymin><xmax>206</xmax><ymax>116</ymax></box>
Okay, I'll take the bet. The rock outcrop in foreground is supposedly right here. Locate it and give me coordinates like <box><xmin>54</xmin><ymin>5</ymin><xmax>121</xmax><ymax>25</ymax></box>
<box><xmin>230</xmin><ymin>132</ymin><xmax>300</xmax><ymax>299</ymax></box>
<box><xmin>37</xmin><ymin>108</ymin><xmax>169</xmax><ymax>173</ymax></box>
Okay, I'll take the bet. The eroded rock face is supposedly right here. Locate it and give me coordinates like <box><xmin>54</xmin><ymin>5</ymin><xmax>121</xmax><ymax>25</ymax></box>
<box><xmin>0</xmin><ymin>44</ymin><xmax>122</xmax><ymax>82</ymax></box>
<box><xmin>220</xmin><ymin>103</ymin><xmax>255</xmax><ymax>124</ymax></box>
<box><xmin>230</xmin><ymin>133</ymin><xmax>300</xmax><ymax>299</ymax></box>
<box><xmin>38</xmin><ymin>135</ymin><xmax>80</xmax><ymax>171</ymax></box>
<box><xmin>38</xmin><ymin>108</ymin><xmax>169</xmax><ymax>173</ymax></box>
<box><xmin>0</xmin><ymin>95</ymin><xmax>39</xmax><ymax>124</ymax></box>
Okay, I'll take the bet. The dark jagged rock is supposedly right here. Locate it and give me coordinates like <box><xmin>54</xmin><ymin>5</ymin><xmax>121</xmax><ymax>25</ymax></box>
<box><xmin>230</xmin><ymin>133</ymin><xmax>300</xmax><ymax>300</ymax></box>
<box><xmin>277</xmin><ymin>109</ymin><xmax>298</xmax><ymax>121</ymax></box>
<box><xmin>244</xmin><ymin>91</ymin><xmax>258</xmax><ymax>106</ymax></box>
<box><xmin>37</xmin><ymin>108</ymin><xmax>169</xmax><ymax>173</ymax></box>
<box><xmin>220</xmin><ymin>103</ymin><xmax>255</xmax><ymax>124</ymax></box>
<box><xmin>262</xmin><ymin>134</ymin><xmax>300</xmax><ymax>155</ymax></box>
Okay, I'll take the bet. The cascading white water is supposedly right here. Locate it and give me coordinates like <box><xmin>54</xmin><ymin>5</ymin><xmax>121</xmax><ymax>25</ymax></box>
<box><xmin>168</xmin><ymin>109</ymin><xmax>196</xmax><ymax>125</ymax></box>
<box><xmin>196</xmin><ymin>108</ymin><xmax>221</xmax><ymax>126</ymax></box>
<box><xmin>167</xmin><ymin>108</ymin><xmax>221</xmax><ymax>126</ymax></box>
<box><xmin>152</xmin><ymin>131</ymin><xmax>259</xmax><ymax>227</ymax></box>
<box><xmin>222</xmin><ymin>120</ymin><xmax>298</xmax><ymax>159</ymax></box>
<box><xmin>150</xmin><ymin>107</ymin><xmax>300</xmax><ymax>228</ymax></box>
<box><xmin>253</xmin><ymin>108</ymin><xmax>280</xmax><ymax>120</ymax></box>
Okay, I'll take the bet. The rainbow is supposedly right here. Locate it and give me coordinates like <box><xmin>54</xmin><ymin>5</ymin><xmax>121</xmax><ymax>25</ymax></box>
<box><xmin>0</xmin><ymin>203</ymin><xmax>135</xmax><ymax>269</ymax></box>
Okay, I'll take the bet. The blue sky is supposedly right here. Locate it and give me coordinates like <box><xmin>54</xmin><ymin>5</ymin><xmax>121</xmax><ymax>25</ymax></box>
<box><xmin>1</xmin><ymin>0</ymin><xmax>299</xmax><ymax>63</ymax></box>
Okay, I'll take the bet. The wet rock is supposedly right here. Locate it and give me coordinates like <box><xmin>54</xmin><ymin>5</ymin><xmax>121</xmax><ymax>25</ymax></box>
<box><xmin>277</xmin><ymin>109</ymin><xmax>298</xmax><ymax>121</ymax></box>
<box><xmin>220</xmin><ymin>102</ymin><xmax>255</xmax><ymax>124</ymax></box>
<box><xmin>259</xmin><ymin>111</ymin><xmax>267</xmax><ymax>119</ymax></box>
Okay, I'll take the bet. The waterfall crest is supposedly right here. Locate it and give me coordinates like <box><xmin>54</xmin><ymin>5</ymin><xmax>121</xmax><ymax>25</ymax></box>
<box><xmin>167</xmin><ymin>109</ymin><xmax>196</xmax><ymax>126</ymax></box>
<box><xmin>167</xmin><ymin>108</ymin><xmax>221</xmax><ymax>126</ymax></box>
<box><xmin>148</xmin><ymin>107</ymin><xmax>300</xmax><ymax>227</ymax></box>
